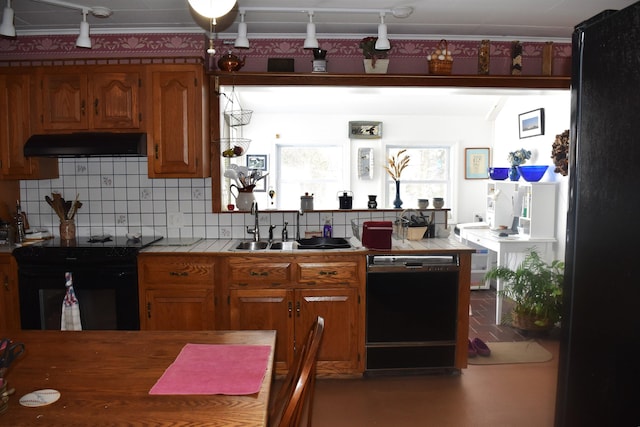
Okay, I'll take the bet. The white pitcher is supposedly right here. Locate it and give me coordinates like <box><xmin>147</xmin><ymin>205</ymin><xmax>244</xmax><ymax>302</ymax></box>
<box><xmin>230</xmin><ymin>184</ymin><xmax>256</xmax><ymax>211</ymax></box>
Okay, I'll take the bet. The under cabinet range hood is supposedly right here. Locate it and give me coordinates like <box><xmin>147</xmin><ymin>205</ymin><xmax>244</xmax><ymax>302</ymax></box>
<box><xmin>24</xmin><ymin>133</ymin><xmax>147</xmax><ymax>157</ymax></box>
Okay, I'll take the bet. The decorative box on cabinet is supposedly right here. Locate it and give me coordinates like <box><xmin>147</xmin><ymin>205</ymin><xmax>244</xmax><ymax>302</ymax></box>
<box><xmin>138</xmin><ymin>254</ymin><xmax>216</xmax><ymax>330</ymax></box>
<box><xmin>224</xmin><ymin>254</ymin><xmax>364</xmax><ymax>375</ymax></box>
<box><xmin>0</xmin><ymin>70</ymin><xmax>58</xmax><ymax>180</ymax></box>
<box><xmin>147</xmin><ymin>64</ymin><xmax>210</xmax><ymax>178</ymax></box>
<box><xmin>34</xmin><ymin>66</ymin><xmax>144</xmax><ymax>132</ymax></box>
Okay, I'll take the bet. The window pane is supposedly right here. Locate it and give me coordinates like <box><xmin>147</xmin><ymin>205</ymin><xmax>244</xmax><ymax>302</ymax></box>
<box><xmin>278</xmin><ymin>145</ymin><xmax>344</xmax><ymax>210</ymax></box>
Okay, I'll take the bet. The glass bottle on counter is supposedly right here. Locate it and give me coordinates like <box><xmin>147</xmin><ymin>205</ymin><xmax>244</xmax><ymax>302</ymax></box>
<box><xmin>15</xmin><ymin>201</ymin><xmax>26</xmax><ymax>243</ymax></box>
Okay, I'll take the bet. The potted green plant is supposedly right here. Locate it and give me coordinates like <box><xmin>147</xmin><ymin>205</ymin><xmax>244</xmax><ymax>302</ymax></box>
<box><xmin>359</xmin><ymin>37</ymin><xmax>390</xmax><ymax>73</ymax></box>
<box><xmin>484</xmin><ymin>249</ymin><xmax>564</xmax><ymax>332</ymax></box>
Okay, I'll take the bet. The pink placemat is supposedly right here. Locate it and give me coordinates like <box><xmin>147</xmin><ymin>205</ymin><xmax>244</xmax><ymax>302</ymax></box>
<box><xmin>149</xmin><ymin>344</ymin><xmax>271</xmax><ymax>395</ymax></box>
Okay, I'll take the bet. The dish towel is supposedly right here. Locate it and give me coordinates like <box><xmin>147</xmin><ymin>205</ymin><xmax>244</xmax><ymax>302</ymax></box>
<box><xmin>61</xmin><ymin>271</ymin><xmax>82</xmax><ymax>331</ymax></box>
<box><xmin>149</xmin><ymin>343</ymin><xmax>271</xmax><ymax>395</ymax></box>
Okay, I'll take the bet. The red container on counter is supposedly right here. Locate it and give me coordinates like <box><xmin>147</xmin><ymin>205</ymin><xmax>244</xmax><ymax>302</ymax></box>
<box><xmin>362</xmin><ymin>221</ymin><xmax>393</xmax><ymax>250</ymax></box>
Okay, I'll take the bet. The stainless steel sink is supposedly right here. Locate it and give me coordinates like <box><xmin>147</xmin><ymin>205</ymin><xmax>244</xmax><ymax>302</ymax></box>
<box><xmin>296</xmin><ymin>237</ymin><xmax>351</xmax><ymax>249</ymax></box>
<box><xmin>235</xmin><ymin>241</ymin><xmax>269</xmax><ymax>250</ymax></box>
<box><xmin>269</xmin><ymin>242</ymin><xmax>284</xmax><ymax>250</ymax></box>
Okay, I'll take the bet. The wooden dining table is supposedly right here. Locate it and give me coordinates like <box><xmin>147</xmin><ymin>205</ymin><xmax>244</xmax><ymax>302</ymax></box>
<box><xmin>0</xmin><ymin>329</ymin><xmax>276</xmax><ymax>426</ymax></box>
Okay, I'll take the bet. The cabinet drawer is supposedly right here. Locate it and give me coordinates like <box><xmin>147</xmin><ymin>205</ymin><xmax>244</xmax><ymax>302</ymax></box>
<box><xmin>227</xmin><ymin>260</ymin><xmax>292</xmax><ymax>287</ymax></box>
<box><xmin>139</xmin><ymin>255</ymin><xmax>215</xmax><ymax>285</ymax></box>
<box><xmin>297</xmin><ymin>261</ymin><xmax>359</xmax><ymax>286</ymax></box>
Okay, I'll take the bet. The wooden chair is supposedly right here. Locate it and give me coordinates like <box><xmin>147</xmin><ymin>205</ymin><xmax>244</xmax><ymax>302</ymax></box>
<box><xmin>269</xmin><ymin>316</ymin><xmax>325</xmax><ymax>427</ymax></box>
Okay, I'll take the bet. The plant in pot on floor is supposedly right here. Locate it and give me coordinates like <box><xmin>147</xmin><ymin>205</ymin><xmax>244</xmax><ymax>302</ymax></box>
<box><xmin>484</xmin><ymin>249</ymin><xmax>564</xmax><ymax>334</ymax></box>
<box><xmin>359</xmin><ymin>37</ymin><xmax>390</xmax><ymax>73</ymax></box>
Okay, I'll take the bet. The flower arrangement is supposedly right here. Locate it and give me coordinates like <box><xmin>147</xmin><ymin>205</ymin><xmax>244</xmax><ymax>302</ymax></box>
<box><xmin>508</xmin><ymin>148</ymin><xmax>531</xmax><ymax>166</ymax></box>
<box><xmin>385</xmin><ymin>149</ymin><xmax>410</xmax><ymax>181</ymax></box>
<box><xmin>359</xmin><ymin>37</ymin><xmax>390</xmax><ymax>66</ymax></box>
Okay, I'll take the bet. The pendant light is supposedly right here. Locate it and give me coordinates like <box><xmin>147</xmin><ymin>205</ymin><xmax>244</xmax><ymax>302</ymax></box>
<box><xmin>234</xmin><ymin>11</ymin><xmax>249</xmax><ymax>48</ymax></box>
<box><xmin>374</xmin><ymin>13</ymin><xmax>390</xmax><ymax>50</ymax></box>
<box><xmin>303</xmin><ymin>11</ymin><xmax>318</xmax><ymax>49</ymax></box>
<box><xmin>0</xmin><ymin>0</ymin><xmax>15</xmax><ymax>38</ymax></box>
<box><xmin>188</xmin><ymin>0</ymin><xmax>236</xmax><ymax>19</ymax></box>
<box><xmin>75</xmin><ymin>9</ymin><xmax>91</xmax><ymax>48</ymax></box>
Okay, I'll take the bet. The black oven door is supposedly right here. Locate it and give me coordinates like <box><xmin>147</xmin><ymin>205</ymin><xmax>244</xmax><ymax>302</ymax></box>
<box><xmin>18</xmin><ymin>264</ymin><xmax>139</xmax><ymax>330</ymax></box>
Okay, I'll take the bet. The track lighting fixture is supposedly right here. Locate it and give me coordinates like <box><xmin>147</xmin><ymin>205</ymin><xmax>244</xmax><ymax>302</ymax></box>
<box><xmin>234</xmin><ymin>11</ymin><xmax>249</xmax><ymax>49</ymax></box>
<box><xmin>188</xmin><ymin>0</ymin><xmax>236</xmax><ymax>19</ymax></box>
<box><xmin>0</xmin><ymin>0</ymin><xmax>16</xmax><ymax>38</ymax></box>
<box><xmin>375</xmin><ymin>13</ymin><xmax>390</xmax><ymax>50</ymax></box>
<box><xmin>303</xmin><ymin>11</ymin><xmax>318</xmax><ymax>49</ymax></box>
<box><xmin>75</xmin><ymin>8</ymin><xmax>91</xmax><ymax>48</ymax></box>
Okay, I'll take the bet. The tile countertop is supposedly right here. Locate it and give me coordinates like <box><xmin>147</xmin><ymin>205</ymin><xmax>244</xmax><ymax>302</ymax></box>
<box><xmin>141</xmin><ymin>236</ymin><xmax>476</xmax><ymax>254</ymax></box>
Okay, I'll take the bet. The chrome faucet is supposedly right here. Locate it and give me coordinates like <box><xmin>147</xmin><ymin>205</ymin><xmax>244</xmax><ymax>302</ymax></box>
<box><xmin>247</xmin><ymin>201</ymin><xmax>260</xmax><ymax>241</ymax></box>
<box><xmin>295</xmin><ymin>209</ymin><xmax>304</xmax><ymax>241</ymax></box>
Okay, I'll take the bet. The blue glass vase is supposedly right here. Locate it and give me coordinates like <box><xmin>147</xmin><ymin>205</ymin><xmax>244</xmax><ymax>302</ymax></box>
<box><xmin>509</xmin><ymin>166</ymin><xmax>520</xmax><ymax>181</ymax></box>
<box><xmin>393</xmin><ymin>180</ymin><xmax>403</xmax><ymax>208</ymax></box>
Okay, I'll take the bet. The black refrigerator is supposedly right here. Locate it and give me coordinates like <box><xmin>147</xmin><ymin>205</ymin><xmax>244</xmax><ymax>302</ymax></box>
<box><xmin>556</xmin><ymin>2</ymin><xmax>640</xmax><ymax>426</ymax></box>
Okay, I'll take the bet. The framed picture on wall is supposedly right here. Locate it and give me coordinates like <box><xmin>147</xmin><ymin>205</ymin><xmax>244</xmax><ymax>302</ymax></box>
<box><xmin>518</xmin><ymin>108</ymin><xmax>545</xmax><ymax>138</ymax></box>
<box><xmin>349</xmin><ymin>121</ymin><xmax>382</xmax><ymax>139</ymax></box>
<box><xmin>246</xmin><ymin>154</ymin><xmax>268</xmax><ymax>171</ymax></box>
<box><xmin>465</xmin><ymin>147</ymin><xmax>490</xmax><ymax>179</ymax></box>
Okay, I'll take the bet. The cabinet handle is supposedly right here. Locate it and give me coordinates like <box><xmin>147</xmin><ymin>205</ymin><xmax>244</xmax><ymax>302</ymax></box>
<box><xmin>169</xmin><ymin>271</ymin><xmax>188</xmax><ymax>277</ymax></box>
<box><xmin>3</xmin><ymin>275</ymin><xmax>8</xmax><ymax>290</ymax></box>
<box><xmin>94</xmin><ymin>98</ymin><xmax>99</xmax><ymax>115</ymax></box>
<box><xmin>319</xmin><ymin>270</ymin><xmax>338</xmax><ymax>276</ymax></box>
<box><xmin>288</xmin><ymin>301</ymin><xmax>292</xmax><ymax>318</ymax></box>
<box><xmin>155</xmin><ymin>144</ymin><xmax>159</xmax><ymax>159</ymax></box>
<box><xmin>249</xmin><ymin>271</ymin><xmax>269</xmax><ymax>276</ymax></box>
<box><xmin>81</xmin><ymin>100</ymin><xmax>86</xmax><ymax>115</ymax></box>
<box><xmin>147</xmin><ymin>302</ymin><xmax>152</xmax><ymax>319</ymax></box>
<box><xmin>296</xmin><ymin>301</ymin><xmax>301</xmax><ymax>317</ymax></box>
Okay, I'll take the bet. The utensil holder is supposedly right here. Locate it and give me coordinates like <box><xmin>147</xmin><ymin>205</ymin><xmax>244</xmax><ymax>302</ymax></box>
<box><xmin>59</xmin><ymin>219</ymin><xmax>76</xmax><ymax>240</ymax></box>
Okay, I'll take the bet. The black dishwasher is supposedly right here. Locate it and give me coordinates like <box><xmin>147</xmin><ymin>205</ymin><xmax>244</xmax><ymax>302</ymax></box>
<box><xmin>366</xmin><ymin>254</ymin><xmax>459</xmax><ymax>374</ymax></box>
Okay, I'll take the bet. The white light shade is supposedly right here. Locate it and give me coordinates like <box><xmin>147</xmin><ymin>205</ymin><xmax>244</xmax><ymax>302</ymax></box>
<box><xmin>303</xmin><ymin>22</ymin><xmax>318</xmax><ymax>49</ymax></box>
<box><xmin>76</xmin><ymin>20</ymin><xmax>91</xmax><ymax>48</ymax></box>
<box><xmin>234</xmin><ymin>21</ymin><xmax>249</xmax><ymax>48</ymax></box>
<box><xmin>0</xmin><ymin>5</ymin><xmax>16</xmax><ymax>37</ymax></box>
<box><xmin>374</xmin><ymin>23</ymin><xmax>390</xmax><ymax>50</ymax></box>
<box><xmin>188</xmin><ymin>0</ymin><xmax>236</xmax><ymax>19</ymax></box>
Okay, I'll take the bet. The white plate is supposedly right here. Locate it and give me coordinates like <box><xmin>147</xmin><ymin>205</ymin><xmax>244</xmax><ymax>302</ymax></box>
<box><xmin>19</xmin><ymin>389</ymin><xmax>60</xmax><ymax>407</ymax></box>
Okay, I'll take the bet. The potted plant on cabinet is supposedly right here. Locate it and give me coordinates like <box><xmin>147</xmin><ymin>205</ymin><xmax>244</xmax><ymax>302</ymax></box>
<box><xmin>484</xmin><ymin>249</ymin><xmax>564</xmax><ymax>333</ymax></box>
<box><xmin>359</xmin><ymin>37</ymin><xmax>390</xmax><ymax>74</ymax></box>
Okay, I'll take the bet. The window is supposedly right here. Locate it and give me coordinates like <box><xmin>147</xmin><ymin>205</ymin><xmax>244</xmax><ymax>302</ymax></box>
<box><xmin>386</xmin><ymin>146</ymin><xmax>452</xmax><ymax>209</ymax></box>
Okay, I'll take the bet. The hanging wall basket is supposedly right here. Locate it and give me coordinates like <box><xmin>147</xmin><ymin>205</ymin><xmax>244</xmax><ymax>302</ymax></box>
<box><xmin>220</xmin><ymin>138</ymin><xmax>251</xmax><ymax>158</ymax></box>
<box><xmin>223</xmin><ymin>88</ymin><xmax>253</xmax><ymax>127</ymax></box>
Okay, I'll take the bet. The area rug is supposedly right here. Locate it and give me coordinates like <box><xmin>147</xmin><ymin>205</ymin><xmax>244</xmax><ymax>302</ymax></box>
<box><xmin>467</xmin><ymin>340</ymin><xmax>552</xmax><ymax>365</ymax></box>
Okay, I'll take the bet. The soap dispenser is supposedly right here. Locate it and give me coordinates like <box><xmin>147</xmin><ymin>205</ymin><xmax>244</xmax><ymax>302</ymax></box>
<box><xmin>323</xmin><ymin>219</ymin><xmax>332</xmax><ymax>238</ymax></box>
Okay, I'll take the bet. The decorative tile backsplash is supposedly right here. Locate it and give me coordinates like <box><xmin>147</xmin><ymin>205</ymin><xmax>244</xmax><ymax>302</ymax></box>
<box><xmin>20</xmin><ymin>157</ymin><xmax>446</xmax><ymax>240</ymax></box>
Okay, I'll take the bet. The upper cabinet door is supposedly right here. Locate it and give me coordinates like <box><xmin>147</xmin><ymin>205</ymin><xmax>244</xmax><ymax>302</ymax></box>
<box><xmin>148</xmin><ymin>65</ymin><xmax>210</xmax><ymax>178</ymax></box>
<box><xmin>36</xmin><ymin>67</ymin><xmax>144</xmax><ymax>132</ymax></box>
<box><xmin>91</xmin><ymin>71</ymin><xmax>142</xmax><ymax>130</ymax></box>
<box><xmin>39</xmin><ymin>71</ymin><xmax>88</xmax><ymax>130</ymax></box>
<box><xmin>0</xmin><ymin>70</ymin><xmax>58</xmax><ymax>180</ymax></box>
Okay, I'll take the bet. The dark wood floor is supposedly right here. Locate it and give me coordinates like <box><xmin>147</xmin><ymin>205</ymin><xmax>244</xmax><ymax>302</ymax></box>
<box><xmin>310</xmin><ymin>288</ymin><xmax>560</xmax><ymax>427</ymax></box>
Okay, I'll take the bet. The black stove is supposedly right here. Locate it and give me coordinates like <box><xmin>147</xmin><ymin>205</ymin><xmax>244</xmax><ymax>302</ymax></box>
<box><xmin>13</xmin><ymin>235</ymin><xmax>164</xmax><ymax>265</ymax></box>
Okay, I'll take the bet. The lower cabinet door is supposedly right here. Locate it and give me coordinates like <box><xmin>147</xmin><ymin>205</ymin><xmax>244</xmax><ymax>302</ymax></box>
<box><xmin>229</xmin><ymin>288</ymin><xmax>295</xmax><ymax>372</ymax></box>
<box><xmin>142</xmin><ymin>288</ymin><xmax>214</xmax><ymax>330</ymax></box>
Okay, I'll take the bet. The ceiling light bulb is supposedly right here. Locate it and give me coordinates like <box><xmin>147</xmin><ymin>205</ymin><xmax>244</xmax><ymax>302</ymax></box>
<box><xmin>374</xmin><ymin>13</ymin><xmax>390</xmax><ymax>51</ymax></box>
<box><xmin>0</xmin><ymin>0</ymin><xmax>16</xmax><ymax>38</ymax></box>
<box><xmin>234</xmin><ymin>12</ymin><xmax>249</xmax><ymax>49</ymax></box>
<box><xmin>188</xmin><ymin>0</ymin><xmax>236</xmax><ymax>19</ymax></box>
<box><xmin>207</xmin><ymin>38</ymin><xmax>216</xmax><ymax>54</ymax></box>
<box><xmin>303</xmin><ymin>12</ymin><xmax>318</xmax><ymax>49</ymax></box>
<box><xmin>75</xmin><ymin>9</ymin><xmax>91</xmax><ymax>49</ymax></box>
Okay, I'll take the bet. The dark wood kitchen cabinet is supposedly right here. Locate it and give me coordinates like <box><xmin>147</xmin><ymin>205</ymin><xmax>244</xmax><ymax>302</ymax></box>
<box><xmin>34</xmin><ymin>66</ymin><xmax>144</xmax><ymax>132</ymax></box>
<box><xmin>224</xmin><ymin>254</ymin><xmax>364</xmax><ymax>375</ymax></box>
<box><xmin>0</xmin><ymin>69</ymin><xmax>58</xmax><ymax>180</ymax></box>
<box><xmin>0</xmin><ymin>254</ymin><xmax>20</xmax><ymax>330</ymax></box>
<box><xmin>138</xmin><ymin>254</ymin><xmax>216</xmax><ymax>330</ymax></box>
<box><xmin>147</xmin><ymin>64</ymin><xmax>210</xmax><ymax>178</ymax></box>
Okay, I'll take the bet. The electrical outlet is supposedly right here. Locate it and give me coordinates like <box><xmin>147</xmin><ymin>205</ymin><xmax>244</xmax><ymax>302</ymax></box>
<box><xmin>168</xmin><ymin>212</ymin><xmax>184</xmax><ymax>228</ymax></box>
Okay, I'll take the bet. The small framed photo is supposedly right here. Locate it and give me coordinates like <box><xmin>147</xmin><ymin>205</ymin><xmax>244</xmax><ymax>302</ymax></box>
<box><xmin>349</xmin><ymin>121</ymin><xmax>382</xmax><ymax>139</ymax></box>
<box><xmin>465</xmin><ymin>147</ymin><xmax>490</xmax><ymax>179</ymax></box>
<box><xmin>246</xmin><ymin>154</ymin><xmax>267</xmax><ymax>171</ymax></box>
<box><xmin>518</xmin><ymin>108</ymin><xmax>545</xmax><ymax>139</ymax></box>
